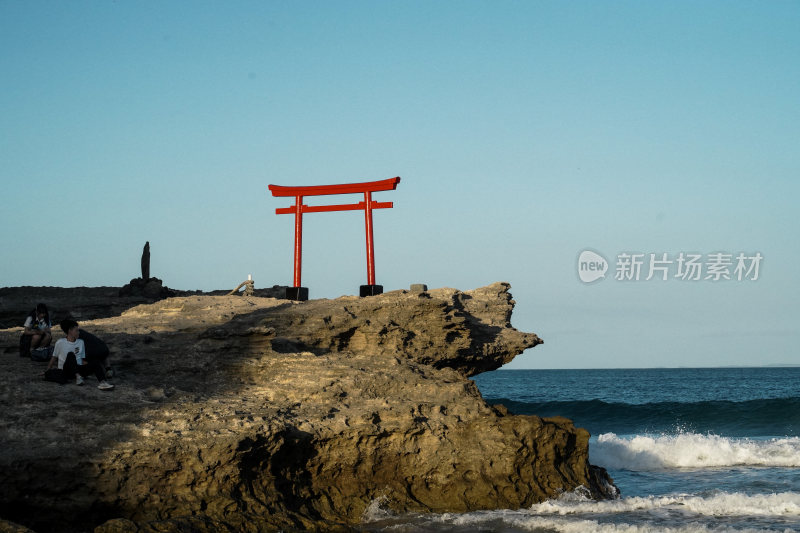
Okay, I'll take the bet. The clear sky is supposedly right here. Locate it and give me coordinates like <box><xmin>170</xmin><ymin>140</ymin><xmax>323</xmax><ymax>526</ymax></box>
<box><xmin>2</xmin><ymin>1</ymin><xmax>798</xmax><ymax>369</ymax></box>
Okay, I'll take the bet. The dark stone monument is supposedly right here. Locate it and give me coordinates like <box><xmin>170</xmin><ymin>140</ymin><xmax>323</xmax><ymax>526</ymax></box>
<box><xmin>120</xmin><ymin>241</ymin><xmax>174</xmax><ymax>299</ymax></box>
<box><xmin>141</xmin><ymin>241</ymin><xmax>150</xmax><ymax>282</ymax></box>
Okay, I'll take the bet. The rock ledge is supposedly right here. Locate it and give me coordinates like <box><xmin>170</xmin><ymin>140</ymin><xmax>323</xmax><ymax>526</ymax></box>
<box><xmin>0</xmin><ymin>282</ymin><xmax>615</xmax><ymax>532</ymax></box>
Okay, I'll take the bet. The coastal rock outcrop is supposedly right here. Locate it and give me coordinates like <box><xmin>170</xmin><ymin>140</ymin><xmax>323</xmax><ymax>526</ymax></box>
<box><xmin>0</xmin><ymin>282</ymin><xmax>615</xmax><ymax>532</ymax></box>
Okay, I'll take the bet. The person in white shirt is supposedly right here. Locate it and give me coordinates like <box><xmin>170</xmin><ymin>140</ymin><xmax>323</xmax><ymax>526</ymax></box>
<box><xmin>46</xmin><ymin>319</ymin><xmax>114</xmax><ymax>391</ymax></box>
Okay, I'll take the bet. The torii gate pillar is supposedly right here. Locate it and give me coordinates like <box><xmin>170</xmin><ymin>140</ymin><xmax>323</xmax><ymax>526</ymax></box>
<box><xmin>268</xmin><ymin>177</ymin><xmax>400</xmax><ymax>301</ymax></box>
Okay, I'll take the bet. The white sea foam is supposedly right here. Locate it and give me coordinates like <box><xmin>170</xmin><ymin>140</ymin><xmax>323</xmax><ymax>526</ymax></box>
<box><xmin>362</xmin><ymin>490</ymin><xmax>800</xmax><ymax>531</ymax></box>
<box><xmin>367</xmin><ymin>514</ymin><xmax>792</xmax><ymax>533</ymax></box>
<box><xmin>362</xmin><ymin>495</ymin><xmax>395</xmax><ymax>522</ymax></box>
<box><xmin>469</xmin><ymin>514</ymin><xmax>789</xmax><ymax>533</ymax></box>
<box><xmin>441</xmin><ymin>491</ymin><xmax>800</xmax><ymax>532</ymax></box>
<box><xmin>592</xmin><ymin>432</ymin><xmax>800</xmax><ymax>470</ymax></box>
<box><xmin>529</xmin><ymin>489</ymin><xmax>800</xmax><ymax>518</ymax></box>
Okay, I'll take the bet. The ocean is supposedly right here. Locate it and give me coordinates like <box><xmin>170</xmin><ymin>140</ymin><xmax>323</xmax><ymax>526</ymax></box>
<box><xmin>362</xmin><ymin>367</ymin><xmax>800</xmax><ymax>532</ymax></box>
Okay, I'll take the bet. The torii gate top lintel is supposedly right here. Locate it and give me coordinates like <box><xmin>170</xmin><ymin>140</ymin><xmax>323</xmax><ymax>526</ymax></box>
<box><xmin>268</xmin><ymin>176</ymin><xmax>400</xmax><ymax>197</ymax></box>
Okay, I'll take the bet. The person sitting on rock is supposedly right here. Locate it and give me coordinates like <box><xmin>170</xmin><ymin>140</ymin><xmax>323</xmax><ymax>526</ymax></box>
<box><xmin>21</xmin><ymin>303</ymin><xmax>52</xmax><ymax>356</ymax></box>
<box><xmin>45</xmin><ymin>319</ymin><xmax>114</xmax><ymax>391</ymax></box>
<box><xmin>79</xmin><ymin>328</ymin><xmax>114</xmax><ymax>379</ymax></box>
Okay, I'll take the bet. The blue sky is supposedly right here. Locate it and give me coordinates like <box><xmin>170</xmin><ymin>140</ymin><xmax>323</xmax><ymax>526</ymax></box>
<box><xmin>2</xmin><ymin>1</ymin><xmax>798</xmax><ymax>368</ymax></box>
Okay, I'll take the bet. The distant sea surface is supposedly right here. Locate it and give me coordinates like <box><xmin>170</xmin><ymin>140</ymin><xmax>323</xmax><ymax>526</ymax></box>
<box><xmin>362</xmin><ymin>367</ymin><xmax>800</xmax><ymax>532</ymax></box>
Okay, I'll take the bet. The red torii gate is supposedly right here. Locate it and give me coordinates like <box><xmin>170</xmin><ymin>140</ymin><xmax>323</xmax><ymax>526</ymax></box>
<box><xmin>268</xmin><ymin>177</ymin><xmax>400</xmax><ymax>300</ymax></box>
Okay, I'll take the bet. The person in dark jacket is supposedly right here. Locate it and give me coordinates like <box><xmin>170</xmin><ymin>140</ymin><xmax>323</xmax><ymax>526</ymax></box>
<box><xmin>79</xmin><ymin>328</ymin><xmax>114</xmax><ymax>379</ymax></box>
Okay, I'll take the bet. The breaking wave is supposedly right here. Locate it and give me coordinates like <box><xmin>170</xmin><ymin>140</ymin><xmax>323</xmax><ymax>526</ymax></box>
<box><xmin>592</xmin><ymin>432</ymin><xmax>800</xmax><ymax>470</ymax></box>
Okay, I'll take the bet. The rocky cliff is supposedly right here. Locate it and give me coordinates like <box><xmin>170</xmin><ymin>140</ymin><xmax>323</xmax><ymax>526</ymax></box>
<box><xmin>0</xmin><ymin>283</ymin><xmax>616</xmax><ymax>532</ymax></box>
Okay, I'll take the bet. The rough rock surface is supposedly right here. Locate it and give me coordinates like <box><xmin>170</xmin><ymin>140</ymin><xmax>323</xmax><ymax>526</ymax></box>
<box><xmin>0</xmin><ymin>285</ymin><xmax>288</xmax><ymax>329</ymax></box>
<box><xmin>0</xmin><ymin>282</ymin><xmax>615</xmax><ymax>532</ymax></box>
